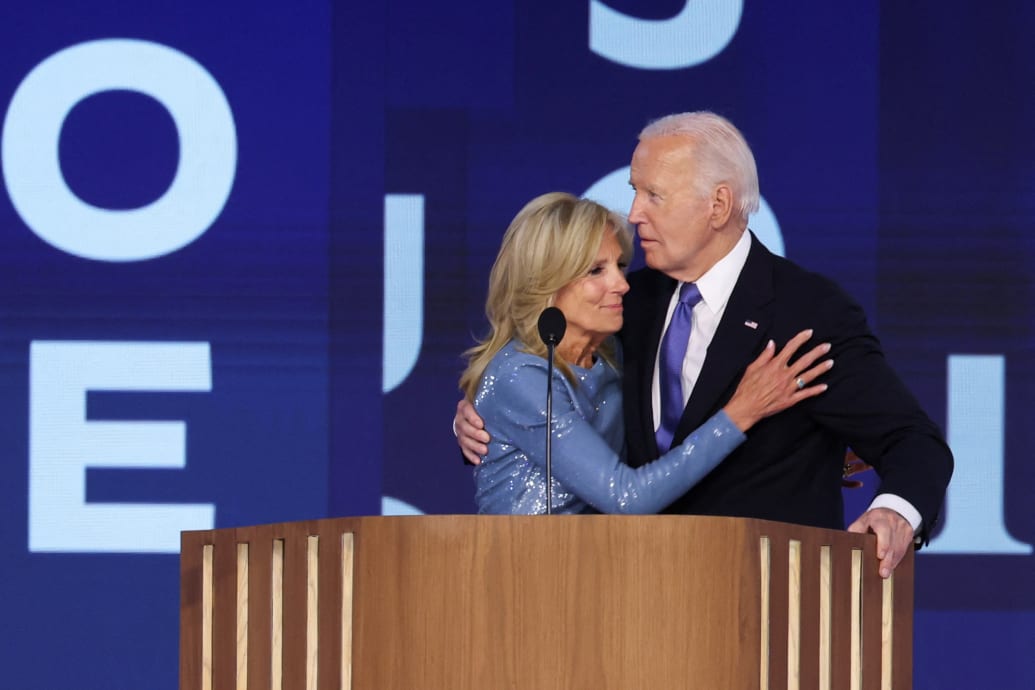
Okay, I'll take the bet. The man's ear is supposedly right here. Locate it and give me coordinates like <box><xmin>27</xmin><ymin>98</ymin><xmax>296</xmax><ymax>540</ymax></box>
<box><xmin>710</xmin><ymin>184</ymin><xmax>734</xmax><ymax>227</ymax></box>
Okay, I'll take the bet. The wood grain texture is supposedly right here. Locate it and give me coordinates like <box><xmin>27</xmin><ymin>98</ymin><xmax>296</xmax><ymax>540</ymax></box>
<box><xmin>178</xmin><ymin>515</ymin><xmax>914</xmax><ymax>690</ymax></box>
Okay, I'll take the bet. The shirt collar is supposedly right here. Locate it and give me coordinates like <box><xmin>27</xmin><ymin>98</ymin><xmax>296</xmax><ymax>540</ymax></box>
<box><xmin>689</xmin><ymin>230</ymin><xmax>751</xmax><ymax>314</ymax></box>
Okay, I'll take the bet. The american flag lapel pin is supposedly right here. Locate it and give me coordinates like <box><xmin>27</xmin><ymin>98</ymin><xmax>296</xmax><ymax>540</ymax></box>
<box><xmin>744</xmin><ymin>320</ymin><xmax>758</xmax><ymax>329</ymax></box>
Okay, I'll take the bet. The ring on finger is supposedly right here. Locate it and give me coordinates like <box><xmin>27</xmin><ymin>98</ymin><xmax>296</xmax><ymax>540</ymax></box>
<box><xmin>795</xmin><ymin>377</ymin><xmax>806</xmax><ymax>390</ymax></box>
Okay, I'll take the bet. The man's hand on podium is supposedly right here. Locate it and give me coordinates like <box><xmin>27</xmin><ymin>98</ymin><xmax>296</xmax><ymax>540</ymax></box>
<box><xmin>847</xmin><ymin>507</ymin><xmax>914</xmax><ymax>579</ymax></box>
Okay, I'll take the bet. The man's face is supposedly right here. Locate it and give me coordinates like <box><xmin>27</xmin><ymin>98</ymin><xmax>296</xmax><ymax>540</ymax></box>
<box><xmin>628</xmin><ymin>135</ymin><xmax>717</xmax><ymax>282</ymax></box>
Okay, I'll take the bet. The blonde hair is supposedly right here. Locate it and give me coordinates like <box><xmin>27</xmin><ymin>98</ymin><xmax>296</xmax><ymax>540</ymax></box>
<box><xmin>459</xmin><ymin>192</ymin><xmax>633</xmax><ymax>399</ymax></box>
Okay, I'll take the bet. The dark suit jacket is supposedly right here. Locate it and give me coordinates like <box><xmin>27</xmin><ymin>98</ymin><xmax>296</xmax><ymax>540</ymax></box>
<box><xmin>619</xmin><ymin>233</ymin><xmax>953</xmax><ymax>542</ymax></box>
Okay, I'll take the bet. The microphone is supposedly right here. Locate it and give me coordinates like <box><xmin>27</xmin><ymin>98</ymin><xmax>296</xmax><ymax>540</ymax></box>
<box><xmin>537</xmin><ymin>306</ymin><xmax>566</xmax><ymax>346</ymax></box>
<box><xmin>536</xmin><ymin>307</ymin><xmax>566</xmax><ymax>515</ymax></box>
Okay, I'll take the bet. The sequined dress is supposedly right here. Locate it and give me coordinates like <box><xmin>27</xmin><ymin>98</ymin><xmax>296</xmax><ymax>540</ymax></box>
<box><xmin>473</xmin><ymin>339</ymin><xmax>745</xmax><ymax>514</ymax></box>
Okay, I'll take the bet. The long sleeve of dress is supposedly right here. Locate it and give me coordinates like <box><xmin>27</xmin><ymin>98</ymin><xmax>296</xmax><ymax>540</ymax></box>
<box><xmin>475</xmin><ymin>349</ymin><xmax>745</xmax><ymax>514</ymax></box>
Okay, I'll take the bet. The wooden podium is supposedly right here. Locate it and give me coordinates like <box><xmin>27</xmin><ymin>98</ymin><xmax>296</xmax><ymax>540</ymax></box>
<box><xmin>180</xmin><ymin>515</ymin><xmax>912</xmax><ymax>689</ymax></box>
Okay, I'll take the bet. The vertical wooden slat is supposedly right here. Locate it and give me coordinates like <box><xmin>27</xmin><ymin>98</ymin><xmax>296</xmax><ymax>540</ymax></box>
<box><xmin>759</xmin><ymin>536</ymin><xmax>770</xmax><ymax>690</ymax></box>
<box><xmin>306</xmin><ymin>535</ymin><xmax>320</xmax><ymax>690</ymax></box>
<box><xmin>850</xmin><ymin>549</ymin><xmax>863</xmax><ymax>690</ymax></box>
<box><xmin>342</xmin><ymin>532</ymin><xmax>355</xmax><ymax>690</ymax></box>
<box><xmin>236</xmin><ymin>543</ymin><xmax>249</xmax><ymax>690</ymax></box>
<box><xmin>881</xmin><ymin>575</ymin><xmax>894</xmax><ymax>690</ymax></box>
<box><xmin>818</xmin><ymin>546</ymin><xmax>832</xmax><ymax>690</ymax></box>
<box><xmin>202</xmin><ymin>544</ymin><xmax>214</xmax><ymax>690</ymax></box>
<box><xmin>272</xmin><ymin>538</ymin><xmax>285</xmax><ymax>690</ymax></box>
<box><xmin>769</xmin><ymin>533</ymin><xmax>789</xmax><ymax>688</ymax></box>
<box><xmin>787</xmin><ymin>539</ymin><xmax>801</xmax><ymax>690</ymax></box>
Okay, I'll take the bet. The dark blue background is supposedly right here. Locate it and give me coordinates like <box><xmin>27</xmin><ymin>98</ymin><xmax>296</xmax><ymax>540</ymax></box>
<box><xmin>0</xmin><ymin>2</ymin><xmax>1031</xmax><ymax>687</ymax></box>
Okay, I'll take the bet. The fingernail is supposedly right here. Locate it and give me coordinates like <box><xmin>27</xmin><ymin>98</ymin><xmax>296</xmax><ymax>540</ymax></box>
<box><xmin>822</xmin><ymin>343</ymin><xmax>831</xmax><ymax>352</ymax></box>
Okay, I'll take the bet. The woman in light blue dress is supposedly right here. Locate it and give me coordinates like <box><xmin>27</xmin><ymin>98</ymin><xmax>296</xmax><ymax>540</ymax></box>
<box><xmin>459</xmin><ymin>192</ymin><xmax>831</xmax><ymax>514</ymax></box>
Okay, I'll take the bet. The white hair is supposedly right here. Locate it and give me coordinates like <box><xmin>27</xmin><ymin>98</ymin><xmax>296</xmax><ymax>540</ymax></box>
<box><xmin>639</xmin><ymin>111</ymin><xmax>760</xmax><ymax>221</ymax></box>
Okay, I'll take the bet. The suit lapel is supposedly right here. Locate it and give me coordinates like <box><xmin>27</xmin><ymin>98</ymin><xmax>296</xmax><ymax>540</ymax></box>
<box><xmin>676</xmin><ymin>235</ymin><xmax>776</xmax><ymax>438</ymax></box>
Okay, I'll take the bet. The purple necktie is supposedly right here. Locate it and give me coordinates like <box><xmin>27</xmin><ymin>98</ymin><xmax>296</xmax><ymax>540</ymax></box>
<box><xmin>656</xmin><ymin>282</ymin><xmax>702</xmax><ymax>453</ymax></box>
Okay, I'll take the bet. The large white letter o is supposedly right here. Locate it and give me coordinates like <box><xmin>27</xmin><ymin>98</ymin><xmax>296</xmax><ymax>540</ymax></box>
<box><xmin>1</xmin><ymin>39</ymin><xmax>237</xmax><ymax>262</ymax></box>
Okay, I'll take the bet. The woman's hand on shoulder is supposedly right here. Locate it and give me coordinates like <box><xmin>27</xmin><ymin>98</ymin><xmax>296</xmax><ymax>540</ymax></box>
<box><xmin>723</xmin><ymin>329</ymin><xmax>833</xmax><ymax>432</ymax></box>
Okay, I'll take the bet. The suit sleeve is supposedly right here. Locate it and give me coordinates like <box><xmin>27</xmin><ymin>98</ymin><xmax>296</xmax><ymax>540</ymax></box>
<box><xmin>489</xmin><ymin>359</ymin><xmax>746</xmax><ymax>514</ymax></box>
<box><xmin>807</xmin><ymin>283</ymin><xmax>954</xmax><ymax>541</ymax></box>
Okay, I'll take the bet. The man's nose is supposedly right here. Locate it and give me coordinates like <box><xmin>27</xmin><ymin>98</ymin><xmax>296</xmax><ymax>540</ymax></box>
<box><xmin>628</xmin><ymin>195</ymin><xmax>644</xmax><ymax>224</ymax></box>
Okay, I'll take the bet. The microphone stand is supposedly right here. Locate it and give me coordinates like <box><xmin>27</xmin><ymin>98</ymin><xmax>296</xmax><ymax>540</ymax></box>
<box><xmin>537</xmin><ymin>306</ymin><xmax>565</xmax><ymax>516</ymax></box>
<box><xmin>545</xmin><ymin>339</ymin><xmax>555</xmax><ymax>515</ymax></box>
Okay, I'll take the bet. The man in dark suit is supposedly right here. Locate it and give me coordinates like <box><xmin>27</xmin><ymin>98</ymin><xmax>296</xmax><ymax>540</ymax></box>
<box><xmin>457</xmin><ymin>111</ymin><xmax>952</xmax><ymax>577</ymax></box>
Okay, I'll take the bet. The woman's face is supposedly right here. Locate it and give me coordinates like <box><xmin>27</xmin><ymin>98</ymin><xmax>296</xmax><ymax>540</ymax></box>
<box><xmin>553</xmin><ymin>230</ymin><xmax>630</xmax><ymax>345</ymax></box>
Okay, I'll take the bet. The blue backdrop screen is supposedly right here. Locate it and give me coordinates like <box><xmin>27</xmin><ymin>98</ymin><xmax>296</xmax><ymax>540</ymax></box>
<box><xmin>1</xmin><ymin>2</ymin><xmax>1032</xmax><ymax>687</ymax></box>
